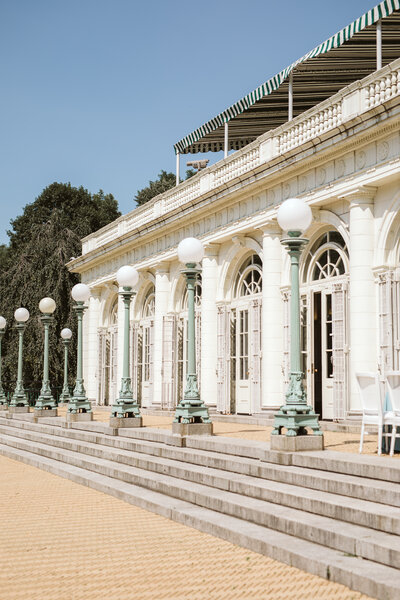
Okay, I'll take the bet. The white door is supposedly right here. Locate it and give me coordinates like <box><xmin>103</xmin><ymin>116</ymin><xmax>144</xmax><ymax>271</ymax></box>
<box><xmin>236</xmin><ymin>307</ymin><xmax>251</xmax><ymax>413</ymax></box>
<box><xmin>141</xmin><ymin>323</ymin><xmax>153</xmax><ymax>407</ymax></box>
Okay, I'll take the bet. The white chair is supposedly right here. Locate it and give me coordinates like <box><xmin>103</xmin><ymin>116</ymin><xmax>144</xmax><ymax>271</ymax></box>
<box><xmin>356</xmin><ymin>372</ymin><xmax>396</xmax><ymax>455</ymax></box>
<box><xmin>384</xmin><ymin>372</ymin><xmax>400</xmax><ymax>456</ymax></box>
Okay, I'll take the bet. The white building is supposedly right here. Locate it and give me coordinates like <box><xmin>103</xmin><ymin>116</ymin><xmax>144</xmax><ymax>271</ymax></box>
<box><xmin>69</xmin><ymin>2</ymin><xmax>400</xmax><ymax>421</ymax></box>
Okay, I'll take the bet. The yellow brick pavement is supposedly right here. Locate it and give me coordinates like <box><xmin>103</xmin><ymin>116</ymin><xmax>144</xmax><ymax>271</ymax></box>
<box><xmin>0</xmin><ymin>454</ymin><xmax>372</xmax><ymax>600</ymax></box>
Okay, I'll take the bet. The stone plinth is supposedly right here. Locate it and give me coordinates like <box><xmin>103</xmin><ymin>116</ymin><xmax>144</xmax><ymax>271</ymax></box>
<box><xmin>8</xmin><ymin>406</ymin><xmax>30</xmax><ymax>414</ymax></box>
<box><xmin>34</xmin><ymin>408</ymin><xmax>58</xmax><ymax>418</ymax></box>
<box><xmin>109</xmin><ymin>416</ymin><xmax>143</xmax><ymax>428</ymax></box>
<box><xmin>66</xmin><ymin>412</ymin><xmax>93</xmax><ymax>423</ymax></box>
<box><xmin>270</xmin><ymin>434</ymin><xmax>324</xmax><ymax>452</ymax></box>
<box><xmin>172</xmin><ymin>422</ymin><xmax>213</xmax><ymax>436</ymax></box>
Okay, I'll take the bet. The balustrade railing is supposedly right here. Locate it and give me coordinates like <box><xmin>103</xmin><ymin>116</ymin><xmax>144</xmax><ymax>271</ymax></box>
<box><xmin>82</xmin><ymin>59</ymin><xmax>400</xmax><ymax>255</ymax></box>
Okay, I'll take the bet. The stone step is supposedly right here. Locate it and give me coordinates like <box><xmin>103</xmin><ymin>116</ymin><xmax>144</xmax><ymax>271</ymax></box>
<box><xmin>0</xmin><ymin>441</ymin><xmax>399</xmax><ymax>600</ymax></box>
<box><xmin>2</xmin><ymin>430</ymin><xmax>400</xmax><ymax>571</ymax></box>
<box><xmin>1</xmin><ymin>418</ymin><xmax>399</xmax><ymax>508</ymax></box>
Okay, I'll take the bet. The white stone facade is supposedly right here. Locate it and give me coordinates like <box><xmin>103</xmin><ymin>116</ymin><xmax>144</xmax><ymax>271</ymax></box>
<box><xmin>69</xmin><ymin>59</ymin><xmax>400</xmax><ymax>420</ymax></box>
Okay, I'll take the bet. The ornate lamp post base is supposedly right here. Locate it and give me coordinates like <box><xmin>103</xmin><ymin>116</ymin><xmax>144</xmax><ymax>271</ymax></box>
<box><xmin>0</xmin><ymin>394</ymin><xmax>8</xmax><ymax>408</ymax></box>
<box><xmin>109</xmin><ymin>390</ymin><xmax>143</xmax><ymax>428</ymax></box>
<box><xmin>34</xmin><ymin>389</ymin><xmax>57</xmax><ymax>415</ymax></box>
<box><xmin>66</xmin><ymin>385</ymin><xmax>93</xmax><ymax>422</ymax></box>
<box><xmin>172</xmin><ymin>379</ymin><xmax>213</xmax><ymax>435</ymax></box>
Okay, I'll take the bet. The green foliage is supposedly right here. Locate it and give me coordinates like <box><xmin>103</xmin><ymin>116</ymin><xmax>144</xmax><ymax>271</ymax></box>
<box><xmin>0</xmin><ymin>182</ymin><xmax>120</xmax><ymax>393</ymax></box>
<box><xmin>134</xmin><ymin>169</ymin><xmax>197</xmax><ymax>206</ymax></box>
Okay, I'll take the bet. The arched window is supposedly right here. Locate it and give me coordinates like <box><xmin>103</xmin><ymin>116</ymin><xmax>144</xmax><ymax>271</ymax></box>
<box><xmin>143</xmin><ymin>286</ymin><xmax>155</xmax><ymax>318</ymax></box>
<box><xmin>234</xmin><ymin>254</ymin><xmax>262</xmax><ymax>298</ymax></box>
<box><xmin>109</xmin><ymin>300</ymin><xmax>118</xmax><ymax>325</ymax></box>
<box><xmin>303</xmin><ymin>231</ymin><xmax>348</xmax><ymax>283</ymax></box>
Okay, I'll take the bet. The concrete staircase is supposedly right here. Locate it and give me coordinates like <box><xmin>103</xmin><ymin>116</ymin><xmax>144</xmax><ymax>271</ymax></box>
<box><xmin>0</xmin><ymin>413</ymin><xmax>399</xmax><ymax>599</ymax></box>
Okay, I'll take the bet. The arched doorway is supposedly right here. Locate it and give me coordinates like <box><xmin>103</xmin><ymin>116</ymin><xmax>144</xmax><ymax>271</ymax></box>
<box><xmin>135</xmin><ymin>286</ymin><xmax>155</xmax><ymax>408</ymax></box>
<box><xmin>230</xmin><ymin>253</ymin><xmax>262</xmax><ymax>414</ymax></box>
<box><xmin>301</xmin><ymin>230</ymin><xmax>349</xmax><ymax>420</ymax></box>
<box><xmin>98</xmin><ymin>298</ymin><xmax>118</xmax><ymax>406</ymax></box>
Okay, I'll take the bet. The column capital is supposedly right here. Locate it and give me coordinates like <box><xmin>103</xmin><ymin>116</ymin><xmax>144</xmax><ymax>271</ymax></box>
<box><xmin>203</xmin><ymin>242</ymin><xmax>220</xmax><ymax>258</ymax></box>
<box><xmin>339</xmin><ymin>185</ymin><xmax>377</xmax><ymax>205</ymax></box>
<box><xmin>154</xmin><ymin>263</ymin><xmax>171</xmax><ymax>276</ymax></box>
<box><xmin>257</xmin><ymin>220</ymin><xmax>282</xmax><ymax>236</ymax></box>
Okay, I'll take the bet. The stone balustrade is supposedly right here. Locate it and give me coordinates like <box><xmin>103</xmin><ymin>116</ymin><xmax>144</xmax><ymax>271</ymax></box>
<box><xmin>82</xmin><ymin>58</ymin><xmax>400</xmax><ymax>256</ymax></box>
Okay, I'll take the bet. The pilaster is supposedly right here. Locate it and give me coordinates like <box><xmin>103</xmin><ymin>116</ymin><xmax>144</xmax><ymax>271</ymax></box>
<box><xmin>259</xmin><ymin>222</ymin><xmax>284</xmax><ymax>409</ymax></box>
<box><xmin>84</xmin><ymin>287</ymin><xmax>103</xmax><ymax>404</ymax></box>
<box><xmin>200</xmin><ymin>244</ymin><xmax>220</xmax><ymax>407</ymax></box>
<box><xmin>341</xmin><ymin>186</ymin><xmax>377</xmax><ymax>413</ymax></box>
<box><xmin>153</xmin><ymin>264</ymin><xmax>171</xmax><ymax>406</ymax></box>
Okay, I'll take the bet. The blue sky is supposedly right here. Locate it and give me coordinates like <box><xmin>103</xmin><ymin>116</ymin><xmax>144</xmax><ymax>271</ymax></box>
<box><xmin>0</xmin><ymin>0</ymin><xmax>377</xmax><ymax>245</ymax></box>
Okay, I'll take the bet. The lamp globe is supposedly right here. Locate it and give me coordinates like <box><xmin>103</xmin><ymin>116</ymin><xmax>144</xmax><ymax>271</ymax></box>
<box><xmin>39</xmin><ymin>297</ymin><xmax>56</xmax><ymax>315</ymax></box>
<box><xmin>0</xmin><ymin>316</ymin><xmax>6</xmax><ymax>329</ymax></box>
<box><xmin>277</xmin><ymin>198</ymin><xmax>313</xmax><ymax>233</ymax></box>
<box><xmin>116</xmin><ymin>265</ymin><xmax>139</xmax><ymax>288</ymax></box>
<box><xmin>14</xmin><ymin>308</ymin><xmax>29</xmax><ymax>323</ymax></box>
<box><xmin>61</xmin><ymin>328</ymin><xmax>72</xmax><ymax>340</ymax></box>
<box><xmin>71</xmin><ymin>283</ymin><xmax>91</xmax><ymax>302</ymax></box>
<box><xmin>177</xmin><ymin>237</ymin><xmax>204</xmax><ymax>264</ymax></box>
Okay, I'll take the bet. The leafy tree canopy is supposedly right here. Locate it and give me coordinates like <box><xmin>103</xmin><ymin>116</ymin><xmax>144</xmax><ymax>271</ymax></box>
<box><xmin>134</xmin><ymin>169</ymin><xmax>197</xmax><ymax>206</ymax></box>
<box><xmin>0</xmin><ymin>182</ymin><xmax>120</xmax><ymax>393</ymax></box>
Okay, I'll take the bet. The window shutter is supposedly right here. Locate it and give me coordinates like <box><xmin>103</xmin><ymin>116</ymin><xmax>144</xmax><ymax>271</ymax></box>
<box><xmin>195</xmin><ymin>311</ymin><xmax>202</xmax><ymax>392</ymax></box>
<box><xmin>97</xmin><ymin>328</ymin><xmax>107</xmax><ymax>405</ymax></box>
<box><xmin>217</xmin><ymin>304</ymin><xmax>231</xmax><ymax>413</ymax></box>
<box><xmin>378</xmin><ymin>271</ymin><xmax>395</xmax><ymax>375</ymax></box>
<box><xmin>250</xmin><ymin>298</ymin><xmax>261</xmax><ymax>412</ymax></box>
<box><xmin>131</xmin><ymin>322</ymin><xmax>140</xmax><ymax>400</ymax></box>
<box><xmin>332</xmin><ymin>281</ymin><xmax>348</xmax><ymax>420</ymax></box>
<box><xmin>162</xmin><ymin>314</ymin><xmax>176</xmax><ymax>409</ymax></box>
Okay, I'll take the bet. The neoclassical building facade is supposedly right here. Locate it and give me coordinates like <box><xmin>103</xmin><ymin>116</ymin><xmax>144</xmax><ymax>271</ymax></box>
<box><xmin>69</xmin><ymin>7</ymin><xmax>400</xmax><ymax>421</ymax></box>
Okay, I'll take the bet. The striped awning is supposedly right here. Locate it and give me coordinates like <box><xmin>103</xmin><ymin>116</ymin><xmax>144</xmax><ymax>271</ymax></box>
<box><xmin>174</xmin><ymin>0</ymin><xmax>400</xmax><ymax>155</ymax></box>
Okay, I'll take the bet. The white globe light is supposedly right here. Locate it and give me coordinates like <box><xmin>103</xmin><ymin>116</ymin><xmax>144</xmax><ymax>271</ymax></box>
<box><xmin>39</xmin><ymin>297</ymin><xmax>56</xmax><ymax>314</ymax></box>
<box><xmin>71</xmin><ymin>283</ymin><xmax>91</xmax><ymax>302</ymax></box>
<box><xmin>0</xmin><ymin>316</ymin><xmax>6</xmax><ymax>329</ymax></box>
<box><xmin>14</xmin><ymin>307</ymin><xmax>29</xmax><ymax>323</ymax></box>
<box><xmin>116</xmin><ymin>265</ymin><xmax>139</xmax><ymax>288</ymax></box>
<box><xmin>177</xmin><ymin>237</ymin><xmax>204</xmax><ymax>264</ymax></box>
<box><xmin>61</xmin><ymin>328</ymin><xmax>72</xmax><ymax>340</ymax></box>
<box><xmin>277</xmin><ymin>198</ymin><xmax>313</xmax><ymax>233</ymax></box>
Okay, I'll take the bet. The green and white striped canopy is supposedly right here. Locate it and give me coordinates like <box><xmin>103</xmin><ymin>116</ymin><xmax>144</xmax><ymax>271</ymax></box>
<box><xmin>174</xmin><ymin>0</ymin><xmax>400</xmax><ymax>155</ymax></box>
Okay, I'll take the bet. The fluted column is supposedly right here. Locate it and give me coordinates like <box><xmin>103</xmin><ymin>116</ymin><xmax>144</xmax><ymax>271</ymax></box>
<box><xmin>84</xmin><ymin>288</ymin><xmax>102</xmax><ymax>403</ymax></box>
<box><xmin>200</xmin><ymin>244</ymin><xmax>219</xmax><ymax>408</ymax></box>
<box><xmin>343</xmin><ymin>187</ymin><xmax>377</xmax><ymax>413</ymax></box>
<box><xmin>260</xmin><ymin>223</ymin><xmax>284</xmax><ymax>409</ymax></box>
<box><xmin>153</xmin><ymin>265</ymin><xmax>171</xmax><ymax>406</ymax></box>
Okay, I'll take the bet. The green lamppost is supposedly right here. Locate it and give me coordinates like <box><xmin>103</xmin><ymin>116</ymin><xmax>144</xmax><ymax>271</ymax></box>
<box><xmin>172</xmin><ymin>237</ymin><xmax>213</xmax><ymax>436</ymax></box>
<box><xmin>0</xmin><ymin>316</ymin><xmax>7</xmax><ymax>408</ymax></box>
<box><xmin>271</xmin><ymin>197</ymin><xmax>323</xmax><ymax>451</ymax></box>
<box><xmin>9</xmin><ymin>307</ymin><xmax>30</xmax><ymax>414</ymax></box>
<box><xmin>110</xmin><ymin>265</ymin><xmax>143</xmax><ymax>428</ymax></box>
<box><xmin>59</xmin><ymin>328</ymin><xmax>72</xmax><ymax>403</ymax></box>
<box><xmin>34</xmin><ymin>297</ymin><xmax>57</xmax><ymax>416</ymax></box>
<box><xmin>66</xmin><ymin>283</ymin><xmax>93</xmax><ymax>422</ymax></box>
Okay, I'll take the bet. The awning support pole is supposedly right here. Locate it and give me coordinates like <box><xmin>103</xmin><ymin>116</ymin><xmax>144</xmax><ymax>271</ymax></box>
<box><xmin>176</xmin><ymin>152</ymin><xmax>180</xmax><ymax>186</ymax></box>
<box><xmin>288</xmin><ymin>72</ymin><xmax>293</xmax><ymax>121</ymax></box>
<box><xmin>224</xmin><ymin>122</ymin><xmax>229</xmax><ymax>158</ymax></box>
<box><xmin>377</xmin><ymin>19</ymin><xmax>382</xmax><ymax>70</ymax></box>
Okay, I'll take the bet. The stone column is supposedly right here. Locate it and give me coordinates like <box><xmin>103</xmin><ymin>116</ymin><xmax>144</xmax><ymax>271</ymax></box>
<box><xmin>200</xmin><ymin>244</ymin><xmax>220</xmax><ymax>408</ymax></box>
<box><xmin>260</xmin><ymin>223</ymin><xmax>284</xmax><ymax>409</ymax></box>
<box><xmin>83</xmin><ymin>287</ymin><xmax>102</xmax><ymax>404</ymax></box>
<box><xmin>344</xmin><ymin>187</ymin><xmax>377</xmax><ymax>413</ymax></box>
<box><xmin>153</xmin><ymin>264</ymin><xmax>171</xmax><ymax>406</ymax></box>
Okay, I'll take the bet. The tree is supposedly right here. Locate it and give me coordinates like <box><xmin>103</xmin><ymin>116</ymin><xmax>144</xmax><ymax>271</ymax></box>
<box><xmin>134</xmin><ymin>169</ymin><xmax>197</xmax><ymax>206</ymax></box>
<box><xmin>0</xmin><ymin>183</ymin><xmax>120</xmax><ymax>394</ymax></box>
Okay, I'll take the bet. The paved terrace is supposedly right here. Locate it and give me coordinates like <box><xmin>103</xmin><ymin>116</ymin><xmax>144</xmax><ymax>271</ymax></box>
<box><xmin>0</xmin><ymin>453</ymin><xmax>372</xmax><ymax>600</ymax></box>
